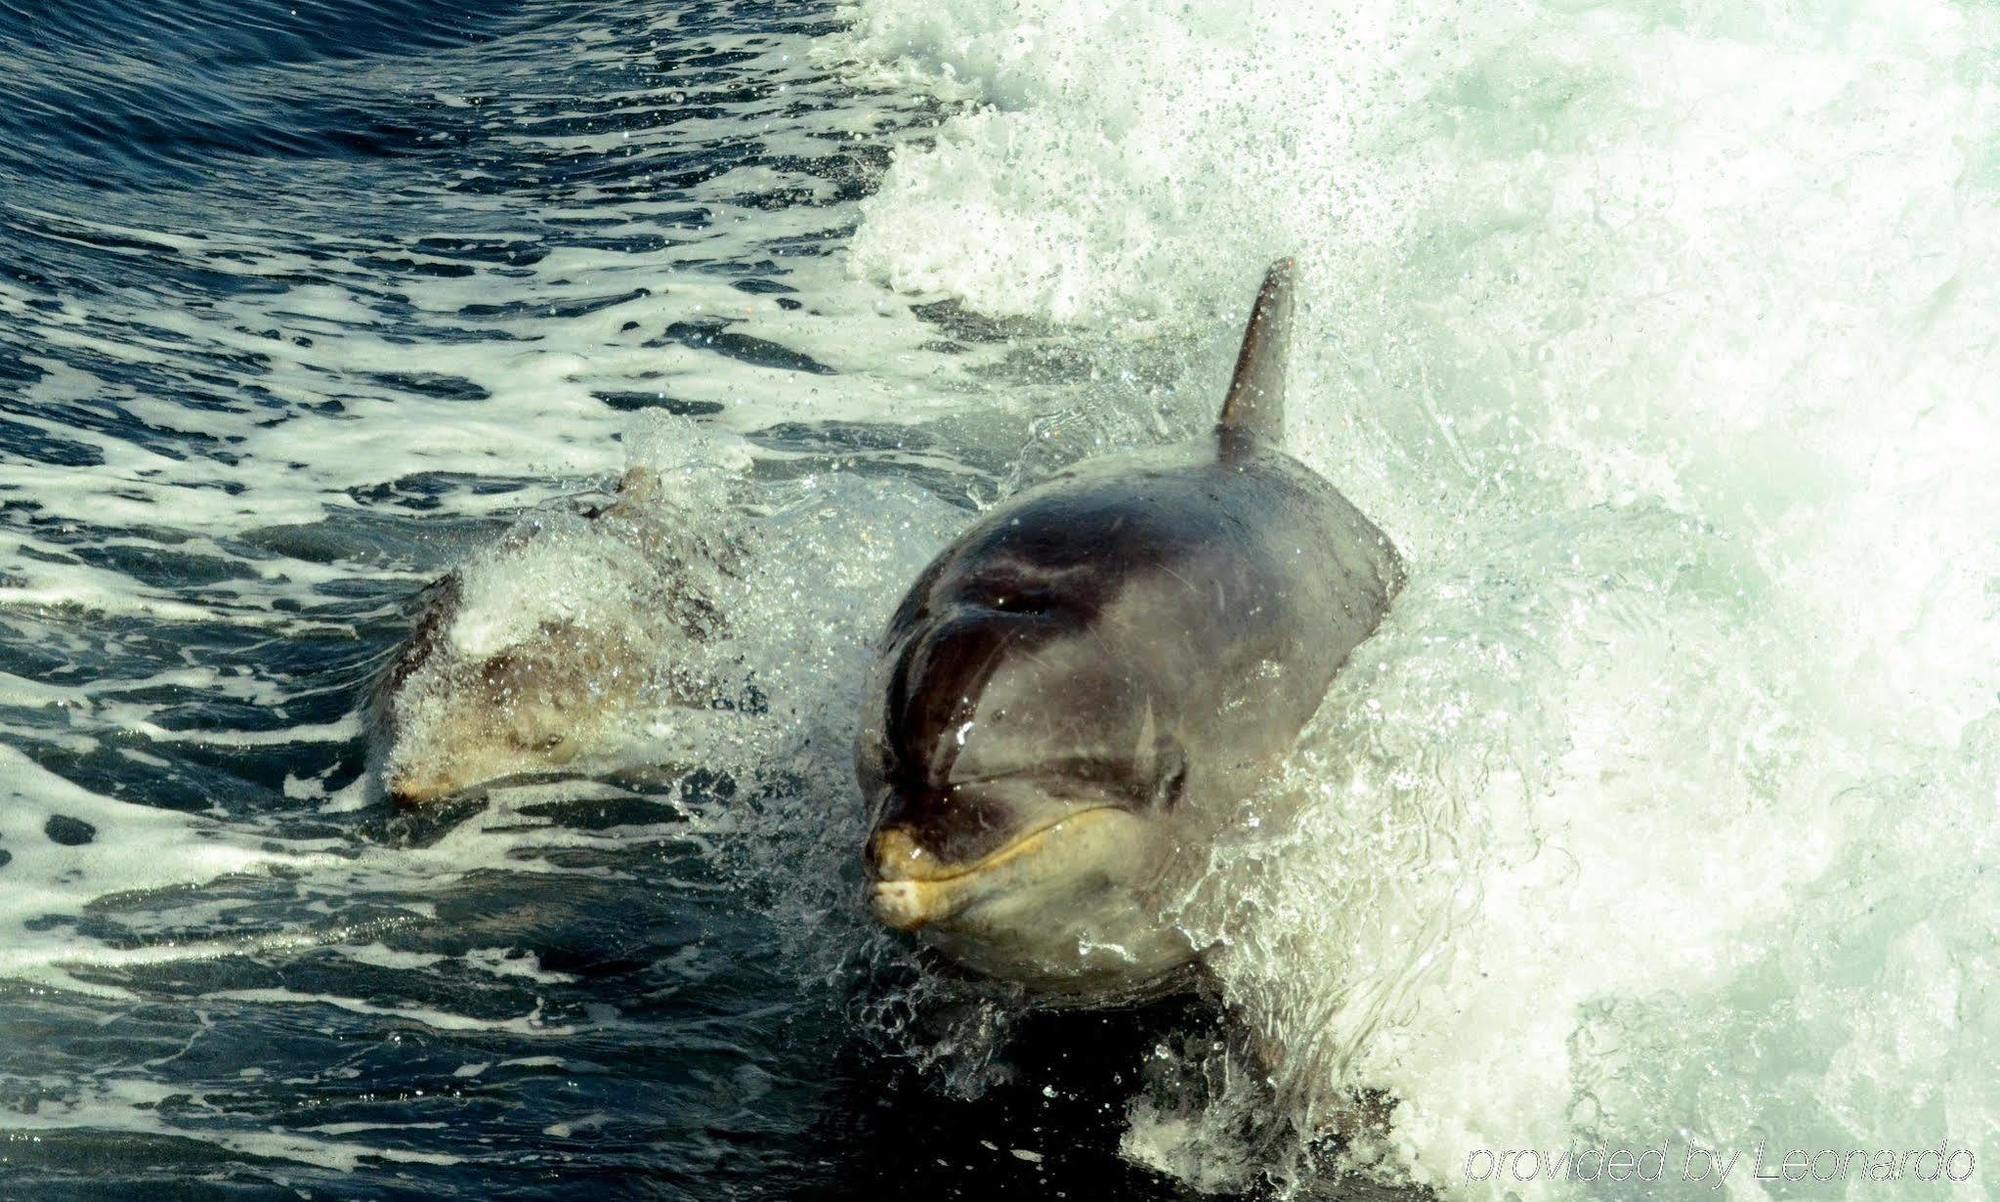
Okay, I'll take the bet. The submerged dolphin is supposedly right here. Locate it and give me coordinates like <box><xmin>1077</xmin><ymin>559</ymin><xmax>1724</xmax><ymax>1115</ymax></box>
<box><xmin>859</xmin><ymin>260</ymin><xmax>1404</xmax><ymax>1000</ymax></box>
<box><xmin>372</xmin><ymin>466</ymin><xmax>745</xmax><ymax>806</ymax></box>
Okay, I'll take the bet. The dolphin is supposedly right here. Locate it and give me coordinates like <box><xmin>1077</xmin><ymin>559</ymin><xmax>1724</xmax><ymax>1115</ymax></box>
<box><xmin>372</xmin><ymin>465</ymin><xmax>747</xmax><ymax>806</ymax></box>
<box><xmin>859</xmin><ymin>260</ymin><xmax>1404</xmax><ymax>1001</ymax></box>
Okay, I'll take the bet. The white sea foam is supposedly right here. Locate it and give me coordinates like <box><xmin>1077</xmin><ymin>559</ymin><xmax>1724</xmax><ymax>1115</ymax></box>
<box><xmin>0</xmin><ymin>1077</ymin><xmax>464</xmax><ymax>1171</ymax></box>
<box><xmin>198</xmin><ymin>988</ymin><xmax>576</xmax><ymax>1036</ymax></box>
<box><xmin>0</xmin><ymin>745</ymin><xmax>341</xmax><ymax>991</ymax></box>
<box><xmin>838</xmin><ymin>0</ymin><xmax>2000</xmax><ymax>1195</ymax></box>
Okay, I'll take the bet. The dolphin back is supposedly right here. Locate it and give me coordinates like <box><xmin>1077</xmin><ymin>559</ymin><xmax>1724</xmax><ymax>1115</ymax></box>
<box><xmin>1217</xmin><ymin>257</ymin><xmax>1295</xmax><ymax>447</ymax></box>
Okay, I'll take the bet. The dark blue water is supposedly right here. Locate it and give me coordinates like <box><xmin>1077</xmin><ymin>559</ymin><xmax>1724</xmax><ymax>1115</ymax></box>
<box><xmin>0</xmin><ymin>1</ymin><xmax>1292</xmax><ymax>1197</ymax></box>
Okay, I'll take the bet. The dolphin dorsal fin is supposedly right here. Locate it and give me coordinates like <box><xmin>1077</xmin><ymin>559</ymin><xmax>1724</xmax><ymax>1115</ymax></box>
<box><xmin>1217</xmin><ymin>258</ymin><xmax>1296</xmax><ymax>450</ymax></box>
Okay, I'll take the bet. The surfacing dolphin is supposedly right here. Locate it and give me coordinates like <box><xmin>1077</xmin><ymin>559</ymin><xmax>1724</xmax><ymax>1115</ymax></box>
<box><xmin>859</xmin><ymin>260</ymin><xmax>1404</xmax><ymax>1001</ymax></box>
<box><xmin>373</xmin><ymin>463</ymin><xmax>746</xmax><ymax>806</ymax></box>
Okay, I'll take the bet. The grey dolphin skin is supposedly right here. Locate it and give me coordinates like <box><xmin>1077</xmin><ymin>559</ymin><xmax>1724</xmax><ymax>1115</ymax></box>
<box><xmin>859</xmin><ymin>260</ymin><xmax>1405</xmax><ymax>1001</ymax></box>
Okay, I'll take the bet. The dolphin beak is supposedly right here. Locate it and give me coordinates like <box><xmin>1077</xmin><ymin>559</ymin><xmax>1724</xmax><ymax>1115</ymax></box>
<box><xmin>864</xmin><ymin>808</ymin><xmax>1129</xmax><ymax>931</ymax></box>
<box><xmin>387</xmin><ymin>775</ymin><xmax>456</xmax><ymax>807</ymax></box>
<box><xmin>860</xmin><ymin>828</ymin><xmax>952</xmax><ymax>932</ymax></box>
<box><xmin>869</xmin><ymin>879</ymin><xmax>937</xmax><ymax>931</ymax></box>
<box><xmin>866</xmin><ymin>827</ymin><xmax>950</xmax><ymax>930</ymax></box>
<box><xmin>868</xmin><ymin>825</ymin><xmax>945</xmax><ymax>880</ymax></box>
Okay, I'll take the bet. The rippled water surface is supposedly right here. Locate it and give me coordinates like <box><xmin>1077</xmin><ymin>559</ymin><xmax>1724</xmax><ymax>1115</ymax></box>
<box><xmin>5</xmin><ymin>0</ymin><xmax>2000</xmax><ymax>1199</ymax></box>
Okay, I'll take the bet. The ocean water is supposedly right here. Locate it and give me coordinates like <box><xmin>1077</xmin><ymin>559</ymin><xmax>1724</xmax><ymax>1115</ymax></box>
<box><xmin>2</xmin><ymin>0</ymin><xmax>1997</xmax><ymax>1198</ymax></box>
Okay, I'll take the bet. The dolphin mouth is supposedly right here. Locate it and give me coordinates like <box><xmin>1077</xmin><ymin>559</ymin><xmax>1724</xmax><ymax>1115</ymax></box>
<box><xmin>387</xmin><ymin>777</ymin><xmax>471</xmax><ymax>807</ymax></box>
<box><xmin>385</xmin><ymin>765</ymin><xmax>581</xmax><ymax>807</ymax></box>
<box><xmin>866</xmin><ymin>806</ymin><xmax>1127</xmax><ymax>931</ymax></box>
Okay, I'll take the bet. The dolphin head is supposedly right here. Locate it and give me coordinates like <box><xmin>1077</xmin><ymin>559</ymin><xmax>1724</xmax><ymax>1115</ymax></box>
<box><xmin>372</xmin><ymin>487</ymin><xmax>737</xmax><ymax>806</ymax></box>
<box><xmin>373</xmin><ymin>572</ymin><xmax>645</xmax><ymax>805</ymax></box>
<box><xmin>857</xmin><ymin>556</ymin><xmax>1207</xmax><ymax>999</ymax></box>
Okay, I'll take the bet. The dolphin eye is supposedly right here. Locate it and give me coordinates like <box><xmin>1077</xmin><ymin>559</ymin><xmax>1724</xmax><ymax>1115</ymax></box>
<box><xmin>980</xmin><ymin>575</ymin><xmax>1063</xmax><ymax>614</ymax></box>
